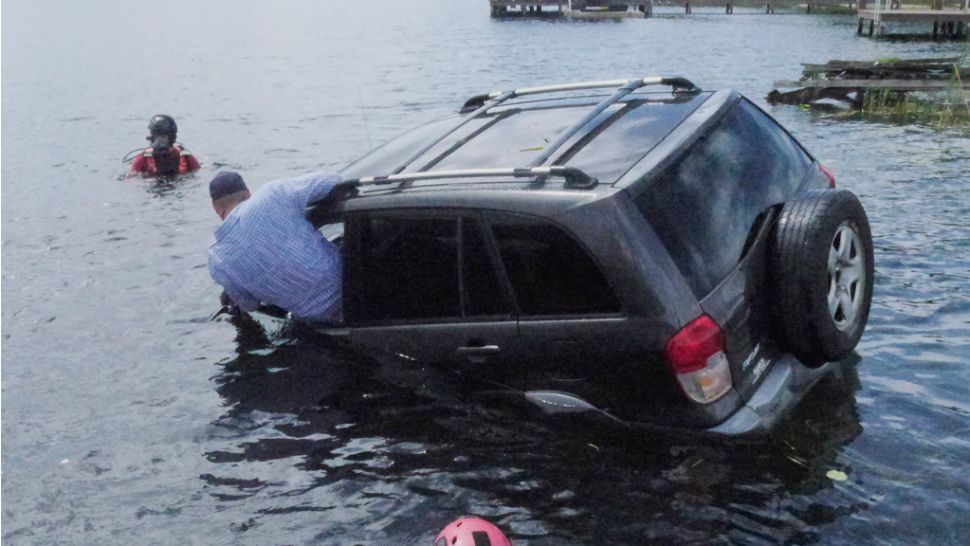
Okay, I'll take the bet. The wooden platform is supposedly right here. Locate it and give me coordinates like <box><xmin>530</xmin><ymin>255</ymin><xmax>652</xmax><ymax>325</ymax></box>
<box><xmin>768</xmin><ymin>57</ymin><xmax>969</xmax><ymax>108</ymax></box>
<box><xmin>488</xmin><ymin>0</ymin><xmax>784</xmax><ymax>17</ymax></box>
<box><xmin>856</xmin><ymin>5</ymin><xmax>970</xmax><ymax>37</ymax></box>
<box><xmin>858</xmin><ymin>8</ymin><xmax>970</xmax><ymax>22</ymax></box>
<box><xmin>489</xmin><ymin>1</ymin><xmax>650</xmax><ymax>17</ymax></box>
<box><xmin>774</xmin><ymin>79</ymin><xmax>970</xmax><ymax>91</ymax></box>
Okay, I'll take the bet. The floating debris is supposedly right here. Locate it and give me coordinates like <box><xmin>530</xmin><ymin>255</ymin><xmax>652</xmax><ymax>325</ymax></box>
<box><xmin>827</xmin><ymin>469</ymin><xmax>849</xmax><ymax>481</ymax></box>
<box><xmin>769</xmin><ymin>57</ymin><xmax>970</xmax><ymax>126</ymax></box>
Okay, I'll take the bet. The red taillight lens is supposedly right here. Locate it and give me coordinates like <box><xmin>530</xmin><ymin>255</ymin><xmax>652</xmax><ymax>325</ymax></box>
<box><xmin>665</xmin><ymin>315</ymin><xmax>733</xmax><ymax>404</ymax></box>
<box><xmin>665</xmin><ymin>315</ymin><xmax>725</xmax><ymax>373</ymax></box>
<box><xmin>820</xmin><ymin>164</ymin><xmax>837</xmax><ymax>188</ymax></box>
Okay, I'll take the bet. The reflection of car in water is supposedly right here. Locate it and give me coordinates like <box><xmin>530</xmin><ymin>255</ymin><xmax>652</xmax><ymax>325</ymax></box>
<box><xmin>293</xmin><ymin>77</ymin><xmax>874</xmax><ymax>437</ymax></box>
<box><xmin>206</xmin><ymin>322</ymin><xmax>867</xmax><ymax>541</ymax></box>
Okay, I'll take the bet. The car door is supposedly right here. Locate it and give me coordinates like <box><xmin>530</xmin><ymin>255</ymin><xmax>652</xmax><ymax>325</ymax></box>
<box><xmin>484</xmin><ymin>211</ymin><xmax>656</xmax><ymax>414</ymax></box>
<box><xmin>342</xmin><ymin>210</ymin><xmax>520</xmax><ymax>374</ymax></box>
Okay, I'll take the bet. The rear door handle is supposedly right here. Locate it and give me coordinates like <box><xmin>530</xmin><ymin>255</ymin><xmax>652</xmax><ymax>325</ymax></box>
<box><xmin>457</xmin><ymin>345</ymin><xmax>500</xmax><ymax>364</ymax></box>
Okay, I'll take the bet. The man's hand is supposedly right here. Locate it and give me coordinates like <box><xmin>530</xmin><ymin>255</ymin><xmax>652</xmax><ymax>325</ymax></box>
<box><xmin>220</xmin><ymin>290</ymin><xmax>234</xmax><ymax>307</ymax></box>
<box><xmin>213</xmin><ymin>290</ymin><xmax>241</xmax><ymax>319</ymax></box>
<box><xmin>316</xmin><ymin>180</ymin><xmax>360</xmax><ymax>208</ymax></box>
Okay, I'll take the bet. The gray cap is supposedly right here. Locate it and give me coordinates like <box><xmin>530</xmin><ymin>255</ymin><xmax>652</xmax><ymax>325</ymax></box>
<box><xmin>209</xmin><ymin>171</ymin><xmax>248</xmax><ymax>200</ymax></box>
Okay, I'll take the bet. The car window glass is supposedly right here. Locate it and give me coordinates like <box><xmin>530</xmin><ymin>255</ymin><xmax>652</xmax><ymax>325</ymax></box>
<box><xmin>430</xmin><ymin>106</ymin><xmax>595</xmax><ymax>171</ymax></box>
<box><xmin>348</xmin><ymin>216</ymin><xmax>460</xmax><ymax>322</ymax></box>
<box><xmin>401</xmin><ymin>115</ymin><xmax>500</xmax><ymax>172</ymax></box>
<box><xmin>636</xmin><ymin>100</ymin><xmax>812</xmax><ymax>295</ymax></box>
<box><xmin>344</xmin><ymin>215</ymin><xmax>507</xmax><ymax>323</ymax></box>
<box><xmin>340</xmin><ymin>116</ymin><xmax>458</xmax><ymax>179</ymax></box>
<box><xmin>565</xmin><ymin>96</ymin><xmax>707</xmax><ymax>183</ymax></box>
<box><xmin>490</xmin><ymin>213</ymin><xmax>620</xmax><ymax>316</ymax></box>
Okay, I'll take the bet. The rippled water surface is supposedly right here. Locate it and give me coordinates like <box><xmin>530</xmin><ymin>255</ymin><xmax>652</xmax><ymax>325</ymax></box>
<box><xmin>3</xmin><ymin>0</ymin><xmax>969</xmax><ymax>544</ymax></box>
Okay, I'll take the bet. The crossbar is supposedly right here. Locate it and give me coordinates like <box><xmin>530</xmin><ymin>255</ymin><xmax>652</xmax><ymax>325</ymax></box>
<box><xmin>349</xmin><ymin>166</ymin><xmax>599</xmax><ymax>190</ymax></box>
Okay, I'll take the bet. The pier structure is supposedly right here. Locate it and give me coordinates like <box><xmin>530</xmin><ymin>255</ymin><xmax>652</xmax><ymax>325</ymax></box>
<box><xmin>489</xmin><ymin>1</ymin><xmax>650</xmax><ymax>17</ymax></box>
<box><xmin>856</xmin><ymin>0</ymin><xmax>969</xmax><ymax>38</ymax></box>
<box><xmin>489</xmin><ymin>0</ymin><xmax>970</xmax><ymax>27</ymax></box>
<box><xmin>489</xmin><ymin>1</ymin><xmax>848</xmax><ymax>17</ymax></box>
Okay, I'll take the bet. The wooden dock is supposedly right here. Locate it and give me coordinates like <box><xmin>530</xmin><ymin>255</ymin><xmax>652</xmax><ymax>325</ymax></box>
<box><xmin>856</xmin><ymin>1</ymin><xmax>969</xmax><ymax>37</ymax></box>
<box><xmin>489</xmin><ymin>1</ymin><xmax>650</xmax><ymax>18</ymax></box>
<box><xmin>774</xmin><ymin>78</ymin><xmax>970</xmax><ymax>90</ymax></box>
<box><xmin>487</xmin><ymin>0</ymin><xmax>785</xmax><ymax>17</ymax></box>
<box><xmin>489</xmin><ymin>1</ymin><xmax>866</xmax><ymax>17</ymax></box>
<box><xmin>488</xmin><ymin>0</ymin><xmax>970</xmax><ymax>28</ymax></box>
<box><xmin>769</xmin><ymin>58</ymin><xmax>969</xmax><ymax>108</ymax></box>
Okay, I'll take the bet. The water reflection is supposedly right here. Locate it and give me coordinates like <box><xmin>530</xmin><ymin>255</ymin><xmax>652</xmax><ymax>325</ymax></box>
<box><xmin>204</xmin><ymin>316</ymin><xmax>866</xmax><ymax>543</ymax></box>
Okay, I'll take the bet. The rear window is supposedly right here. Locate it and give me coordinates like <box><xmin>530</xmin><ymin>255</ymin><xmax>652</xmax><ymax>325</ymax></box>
<box><xmin>563</xmin><ymin>97</ymin><xmax>706</xmax><ymax>183</ymax></box>
<box><xmin>489</xmin><ymin>213</ymin><xmax>620</xmax><ymax>316</ymax></box>
<box><xmin>635</xmin><ymin>99</ymin><xmax>812</xmax><ymax>295</ymax></box>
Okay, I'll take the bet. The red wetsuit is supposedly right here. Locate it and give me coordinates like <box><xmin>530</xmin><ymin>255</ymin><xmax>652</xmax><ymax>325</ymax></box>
<box><xmin>130</xmin><ymin>145</ymin><xmax>201</xmax><ymax>176</ymax></box>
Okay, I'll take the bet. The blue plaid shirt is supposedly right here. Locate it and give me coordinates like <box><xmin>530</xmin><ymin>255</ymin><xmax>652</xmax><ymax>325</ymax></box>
<box><xmin>209</xmin><ymin>171</ymin><xmax>343</xmax><ymax>322</ymax></box>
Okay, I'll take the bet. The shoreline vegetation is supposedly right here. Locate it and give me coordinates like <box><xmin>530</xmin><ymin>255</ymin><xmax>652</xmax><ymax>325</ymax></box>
<box><xmin>769</xmin><ymin>56</ymin><xmax>970</xmax><ymax>128</ymax></box>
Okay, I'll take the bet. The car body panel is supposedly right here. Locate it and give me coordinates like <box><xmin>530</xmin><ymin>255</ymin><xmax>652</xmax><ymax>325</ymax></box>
<box><xmin>350</xmin><ymin>320</ymin><xmax>521</xmax><ymax>378</ymax></box>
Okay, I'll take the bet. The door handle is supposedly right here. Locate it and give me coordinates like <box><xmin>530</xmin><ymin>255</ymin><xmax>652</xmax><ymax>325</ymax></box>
<box><xmin>457</xmin><ymin>345</ymin><xmax>500</xmax><ymax>364</ymax></box>
<box><xmin>457</xmin><ymin>345</ymin><xmax>500</xmax><ymax>355</ymax></box>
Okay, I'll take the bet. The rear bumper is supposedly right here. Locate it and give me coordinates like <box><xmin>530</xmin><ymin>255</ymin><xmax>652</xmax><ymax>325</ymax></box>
<box><xmin>706</xmin><ymin>354</ymin><xmax>831</xmax><ymax>436</ymax></box>
<box><xmin>522</xmin><ymin>353</ymin><xmax>832</xmax><ymax>438</ymax></box>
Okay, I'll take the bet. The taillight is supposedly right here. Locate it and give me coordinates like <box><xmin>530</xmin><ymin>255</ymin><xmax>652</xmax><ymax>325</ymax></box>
<box><xmin>665</xmin><ymin>315</ymin><xmax>733</xmax><ymax>404</ymax></box>
<box><xmin>820</xmin><ymin>164</ymin><xmax>837</xmax><ymax>188</ymax></box>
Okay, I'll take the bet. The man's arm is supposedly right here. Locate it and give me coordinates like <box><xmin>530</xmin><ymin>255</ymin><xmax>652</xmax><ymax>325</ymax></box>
<box><xmin>129</xmin><ymin>154</ymin><xmax>147</xmax><ymax>176</ymax></box>
<box><xmin>285</xmin><ymin>171</ymin><xmax>344</xmax><ymax>208</ymax></box>
<box><xmin>184</xmin><ymin>153</ymin><xmax>201</xmax><ymax>172</ymax></box>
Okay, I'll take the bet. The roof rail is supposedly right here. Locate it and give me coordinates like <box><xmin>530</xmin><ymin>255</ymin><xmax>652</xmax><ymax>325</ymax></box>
<box><xmin>460</xmin><ymin>76</ymin><xmax>699</xmax><ymax>113</ymax></box>
<box><xmin>391</xmin><ymin>76</ymin><xmax>699</xmax><ymax>177</ymax></box>
<box><xmin>347</xmin><ymin>166</ymin><xmax>599</xmax><ymax>191</ymax></box>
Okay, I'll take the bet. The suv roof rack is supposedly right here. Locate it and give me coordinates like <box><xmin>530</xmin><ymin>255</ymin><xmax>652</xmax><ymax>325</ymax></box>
<box><xmin>459</xmin><ymin>76</ymin><xmax>700</xmax><ymax>113</ymax></box>
<box><xmin>391</xmin><ymin>76</ymin><xmax>699</xmax><ymax>176</ymax></box>
<box><xmin>346</xmin><ymin>165</ymin><xmax>599</xmax><ymax>191</ymax></box>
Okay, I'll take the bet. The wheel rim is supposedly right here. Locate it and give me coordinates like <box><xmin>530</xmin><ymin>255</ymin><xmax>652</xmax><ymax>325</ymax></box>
<box><xmin>827</xmin><ymin>221</ymin><xmax>866</xmax><ymax>331</ymax></box>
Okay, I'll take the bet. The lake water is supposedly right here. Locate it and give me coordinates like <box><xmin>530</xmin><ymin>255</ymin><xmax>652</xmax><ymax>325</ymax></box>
<box><xmin>2</xmin><ymin>0</ymin><xmax>969</xmax><ymax>544</ymax></box>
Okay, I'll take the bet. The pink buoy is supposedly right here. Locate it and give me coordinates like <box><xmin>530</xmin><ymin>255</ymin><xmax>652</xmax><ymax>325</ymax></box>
<box><xmin>434</xmin><ymin>516</ymin><xmax>513</xmax><ymax>546</ymax></box>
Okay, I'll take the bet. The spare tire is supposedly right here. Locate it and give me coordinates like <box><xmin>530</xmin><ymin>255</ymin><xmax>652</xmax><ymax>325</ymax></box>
<box><xmin>769</xmin><ymin>189</ymin><xmax>874</xmax><ymax>366</ymax></box>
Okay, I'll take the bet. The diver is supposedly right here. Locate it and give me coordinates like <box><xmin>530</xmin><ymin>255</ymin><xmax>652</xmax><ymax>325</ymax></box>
<box><xmin>127</xmin><ymin>115</ymin><xmax>201</xmax><ymax>177</ymax></box>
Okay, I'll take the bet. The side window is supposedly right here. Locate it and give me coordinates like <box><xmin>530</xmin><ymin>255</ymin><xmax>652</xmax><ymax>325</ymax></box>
<box><xmin>344</xmin><ymin>214</ymin><xmax>507</xmax><ymax>323</ymax></box>
<box><xmin>635</xmin><ymin>100</ymin><xmax>812</xmax><ymax>295</ymax></box>
<box><xmin>490</xmin><ymin>213</ymin><xmax>620</xmax><ymax>316</ymax></box>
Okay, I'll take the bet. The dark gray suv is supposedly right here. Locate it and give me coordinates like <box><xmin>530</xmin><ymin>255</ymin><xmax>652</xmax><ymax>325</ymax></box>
<box><xmin>303</xmin><ymin>77</ymin><xmax>874</xmax><ymax>436</ymax></box>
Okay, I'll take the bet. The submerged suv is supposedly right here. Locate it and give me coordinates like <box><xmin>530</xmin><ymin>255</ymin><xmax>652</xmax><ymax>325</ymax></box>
<box><xmin>304</xmin><ymin>77</ymin><xmax>874</xmax><ymax>436</ymax></box>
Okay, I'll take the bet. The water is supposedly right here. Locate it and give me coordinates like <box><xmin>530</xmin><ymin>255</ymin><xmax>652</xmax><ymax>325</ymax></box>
<box><xmin>2</xmin><ymin>0</ymin><xmax>969</xmax><ymax>543</ymax></box>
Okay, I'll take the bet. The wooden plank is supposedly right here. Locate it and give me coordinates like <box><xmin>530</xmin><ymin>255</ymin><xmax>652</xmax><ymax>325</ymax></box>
<box><xmin>801</xmin><ymin>58</ymin><xmax>961</xmax><ymax>70</ymax></box>
<box><xmin>491</xmin><ymin>0</ymin><xmax>567</xmax><ymax>4</ymax></box>
<box><xmin>490</xmin><ymin>0</ymin><xmax>643</xmax><ymax>5</ymax></box>
<box><xmin>857</xmin><ymin>9</ymin><xmax>970</xmax><ymax>22</ymax></box>
<box><xmin>773</xmin><ymin>79</ymin><xmax>970</xmax><ymax>90</ymax></box>
<box><xmin>799</xmin><ymin>62</ymin><xmax>968</xmax><ymax>81</ymax></box>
